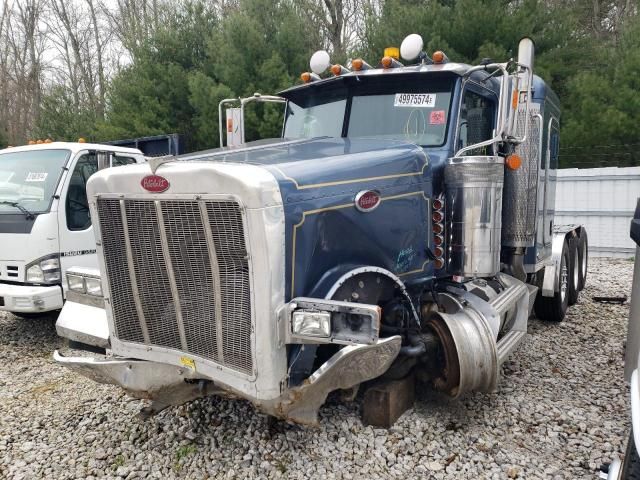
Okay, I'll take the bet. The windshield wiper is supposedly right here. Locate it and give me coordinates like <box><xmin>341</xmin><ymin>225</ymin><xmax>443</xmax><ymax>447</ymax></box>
<box><xmin>0</xmin><ymin>201</ymin><xmax>36</xmax><ymax>220</ymax></box>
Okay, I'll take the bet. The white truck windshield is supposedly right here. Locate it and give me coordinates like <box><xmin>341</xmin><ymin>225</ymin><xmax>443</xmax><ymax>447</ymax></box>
<box><xmin>0</xmin><ymin>149</ymin><xmax>70</xmax><ymax>214</ymax></box>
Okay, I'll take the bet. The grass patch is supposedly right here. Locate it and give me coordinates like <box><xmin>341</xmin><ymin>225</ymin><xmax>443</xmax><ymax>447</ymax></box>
<box><xmin>174</xmin><ymin>444</ymin><xmax>198</xmax><ymax>471</ymax></box>
<box><xmin>112</xmin><ymin>455</ymin><xmax>125</xmax><ymax>470</ymax></box>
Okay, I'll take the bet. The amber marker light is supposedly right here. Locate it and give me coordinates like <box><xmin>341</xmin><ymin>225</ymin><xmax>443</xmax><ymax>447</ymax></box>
<box><xmin>301</xmin><ymin>72</ymin><xmax>312</xmax><ymax>83</ymax></box>
<box><xmin>352</xmin><ymin>58</ymin><xmax>363</xmax><ymax>70</ymax></box>
<box><xmin>331</xmin><ymin>64</ymin><xmax>342</xmax><ymax>75</ymax></box>
<box><xmin>506</xmin><ymin>154</ymin><xmax>522</xmax><ymax>170</ymax></box>
<box><xmin>432</xmin><ymin>51</ymin><xmax>445</xmax><ymax>63</ymax></box>
<box><xmin>381</xmin><ymin>56</ymin><xmax>393</xmax><ymax>69</ymax></box>
<box><xmin>78</xmin><ymin>138</ymin><xmax>86</xmax><ymax>143</ymax></box>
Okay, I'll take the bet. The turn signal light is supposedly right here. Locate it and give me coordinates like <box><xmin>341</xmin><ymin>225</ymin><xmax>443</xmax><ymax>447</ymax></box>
<box><xmin>506</xmin><ymin>154</ymin><xmax>522</xmax><ymax>170</ymax></box>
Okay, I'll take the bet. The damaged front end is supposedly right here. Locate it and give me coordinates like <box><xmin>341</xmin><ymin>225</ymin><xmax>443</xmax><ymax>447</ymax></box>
<box><xmin>54</xmin><ymin>334</ymin><xmax>401</xmax><ymax>425</ymax></box>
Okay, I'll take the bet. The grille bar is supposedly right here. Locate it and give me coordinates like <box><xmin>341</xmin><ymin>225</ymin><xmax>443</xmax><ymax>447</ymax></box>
<box><xmin>98</xmin><ymin>197</ymin><xmax>253</xmax><ymax>375</ymax></box>
<box><xmin>118</xmin><ymin>199</ymin><xmax>150</xmax><ymax>344</ymax></box>
<box><xmin>155</xmin><ymin>200</ymin><xmax>189</xmax><ymax>351</ymax></box>
<box><xmin>199</xmin><ymin>201</ymin><xmax>225</xmax><ymax>363</ymax></box>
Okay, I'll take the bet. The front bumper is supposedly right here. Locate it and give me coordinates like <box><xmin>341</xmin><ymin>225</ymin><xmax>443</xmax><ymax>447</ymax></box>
<box><xmin>53</xmin><ymin>335</ymin><xmax>401</xmax><ymax>425</ymax></box>
<box><xmin>55</xmin><ymin>298</ymin><xmax>110</xmax><ymax>349</ymax></box>
<box><xmin>0</xmin><ymin>282</ymin><xmax>63</xmax><ymax>313</ymax></box>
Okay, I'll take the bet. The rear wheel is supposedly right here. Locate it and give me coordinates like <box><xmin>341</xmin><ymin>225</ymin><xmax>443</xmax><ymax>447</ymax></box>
<box><xmin>577</xmin><ymin>230</ymin><xmax>588</xmax><ymax>291</ymax></box>
<box><xmin>568</xmin><ymin>237</ymin><xmax>580</xmax><ymax>305</ymax></box>
<box><xmin>535</xmin><ymin>239</ymin><xmax>570</xmax><ymax>322</ymax></box>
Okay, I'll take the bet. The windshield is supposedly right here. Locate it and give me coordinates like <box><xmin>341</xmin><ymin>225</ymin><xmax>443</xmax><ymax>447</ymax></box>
<box><xmin>0</xmin><ymin>149</ymin><xmax>70</xmax><ymax>214</ymax></box>
<box><xmin>283</xmin><ymin>74</ymin><xmax>454</xmax><ymax>147</ymax></box>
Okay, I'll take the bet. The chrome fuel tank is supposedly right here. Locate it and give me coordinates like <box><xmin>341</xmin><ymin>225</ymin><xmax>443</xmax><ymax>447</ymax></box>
<box><xmin>444</xmin><ymin>156</ymin><xmax>504</xmax><ymax>277</ymax></box>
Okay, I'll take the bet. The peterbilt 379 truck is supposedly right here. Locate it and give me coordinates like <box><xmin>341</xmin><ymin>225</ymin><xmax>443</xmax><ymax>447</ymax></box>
<box><xmin>54</xmin><ymin>35</ymin><xmax>588</xmax><ymax>425</ymax></box>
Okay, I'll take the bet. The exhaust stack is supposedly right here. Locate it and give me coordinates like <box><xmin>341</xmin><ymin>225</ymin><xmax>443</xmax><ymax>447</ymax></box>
<box><xmin>517</xmin><ymin>37</ymin><xmax>535</xmax><ymax>71</ymax></box>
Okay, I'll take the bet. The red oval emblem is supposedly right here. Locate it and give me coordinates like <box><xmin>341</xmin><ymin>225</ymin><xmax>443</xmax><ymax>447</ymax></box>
<box><xmin>141</xmin><ymin>175</ymin><xmax>170</xmax><ymax>193</ymax></box>
<box><xmin>355</xmin><ymin>190</ymin><xmax>381</xmax><ymax>212</ymax></box>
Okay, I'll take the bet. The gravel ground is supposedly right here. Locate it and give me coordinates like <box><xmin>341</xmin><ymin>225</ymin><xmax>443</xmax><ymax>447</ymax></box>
<box><xmin>0</xmin><ymin>258</ymin><xmax>634</xmax><ymax>479</ymax></box>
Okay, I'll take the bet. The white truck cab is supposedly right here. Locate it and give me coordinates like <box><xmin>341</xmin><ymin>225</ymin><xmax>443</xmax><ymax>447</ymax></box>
<box><xmin>0</xmin><ymin>142</ymin><xmax>145</xmax><ymax>316</ymax></box>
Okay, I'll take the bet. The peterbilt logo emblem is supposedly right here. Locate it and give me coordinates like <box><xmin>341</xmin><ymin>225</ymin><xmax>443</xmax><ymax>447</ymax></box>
<box><xmin>141</xmin><ymin>175</ymin><xmax>169</xmax><ymax>192</ymax></box>
<box><xmin>355</xmin><ymin>190</ymin><xmax>381</xmax><ymax>212</ymax></box>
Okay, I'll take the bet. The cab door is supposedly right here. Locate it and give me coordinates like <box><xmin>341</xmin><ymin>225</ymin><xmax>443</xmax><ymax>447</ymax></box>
<box><xmin>57</xmin><ymin>151</ymin><xmax>139</xmax><ymax>295</ymax></box>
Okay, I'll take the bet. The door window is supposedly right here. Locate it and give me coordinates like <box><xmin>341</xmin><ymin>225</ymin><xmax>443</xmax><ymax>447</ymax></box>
<box><xmin>457</xmin><ymin>90</ymin><xmax>495</xmax><ymax>154</ymax></box>
<box><xmin>66</xmin><ymin>154</ymin><xmax>97</xmax><ymax>231</ymax></box>
<box><xmin>112</xmin><ymin>155</ymin><xmax>137</xmax><ymax>167</ymax></box>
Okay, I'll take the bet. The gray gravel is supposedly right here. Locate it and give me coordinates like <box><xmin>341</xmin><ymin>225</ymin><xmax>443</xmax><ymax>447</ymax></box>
<box><xmin>0</xmin><ymin>258</ymin><xmax>634</xmax><ymax>479</ymax></box>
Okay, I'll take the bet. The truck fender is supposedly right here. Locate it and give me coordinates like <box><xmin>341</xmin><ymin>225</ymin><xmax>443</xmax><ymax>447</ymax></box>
<box><xmin>541</xmin><ymin>224</ymin><xmax>582</xmax><ymax>297</ymax></box>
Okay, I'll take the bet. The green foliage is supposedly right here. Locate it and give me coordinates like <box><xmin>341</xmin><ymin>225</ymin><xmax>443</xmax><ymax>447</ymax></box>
<box><xmin>34</xmin><ymin>86</ymin><xmax>99</xmax><ymax>141</ymax></box>
<box><xmin>50</xmin><ymin>0</ymin><xmax>640</xmax><ymax>167</ymax></box>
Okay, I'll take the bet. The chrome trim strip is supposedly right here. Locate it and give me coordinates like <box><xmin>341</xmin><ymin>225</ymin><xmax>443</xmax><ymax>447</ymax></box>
<box><xmin>154</xmin><ymin>200</ymin><xmax>189</xmax><ymax>351</ymax></box>
<box><xmin>119</xmin><ymin>199</ymin><xmax>151</xmax><ymax>344</ymax></box>
<box><xmin>198</xmin><ymin>200</ymin><xmax>226</xmax><ymax>363</ymax></box>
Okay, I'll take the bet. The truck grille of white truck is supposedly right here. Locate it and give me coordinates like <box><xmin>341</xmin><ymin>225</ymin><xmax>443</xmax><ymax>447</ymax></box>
<box><xmin>96</xmin><ymin>198</ymin><xmax>253</xmax><ymax>375</ymax></box>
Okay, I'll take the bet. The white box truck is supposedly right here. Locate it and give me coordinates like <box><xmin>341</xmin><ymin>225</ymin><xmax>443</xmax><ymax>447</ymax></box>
<box><xmin>0</xmin><ymin>141</ymin><xmax>146</xmax><ymax>317</ymax></box>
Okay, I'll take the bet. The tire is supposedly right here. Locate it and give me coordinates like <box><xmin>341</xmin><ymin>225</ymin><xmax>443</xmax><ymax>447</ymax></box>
<box><xmin>568</xmin><ymin>236</ymin><xmax>580</xmax><ymax>306</ymax></box>
<box><xmin>577</xmin><ymin>230</ymin><xmax>588</xmax><ymax>291</ymax></box>
<box><xmin>534</xmin><ymin>239</ymin><xmax>570</xmax><ymax>322</ymax></box>
<box><xmin>622</xmin><ymin>429</ymin><xmax>640</xmax><ymax>479</ymax></box>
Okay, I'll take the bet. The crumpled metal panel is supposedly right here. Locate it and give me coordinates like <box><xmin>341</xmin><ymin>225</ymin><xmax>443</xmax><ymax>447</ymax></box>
<box><xmin>502</xmin><ymin>103</ymin><xmax>541</xmax><ymax>247</ymax></box>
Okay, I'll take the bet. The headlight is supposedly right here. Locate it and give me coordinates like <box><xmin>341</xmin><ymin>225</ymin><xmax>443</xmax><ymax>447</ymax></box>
<box><xmin>67</xmin><ymin>274</ymin><xmax>86</xmax><ymax>293</ymax></box>
<box><xmin>287</xmin><ymin>298</ymin><xmax>380</xmax><ymax>345</ymax></box>
<box><xmin>66</xmin><ymin>270</ymin><xmax>102</xmax><ymax>296</ymax></box>
<box><xmin>26</xmin><ymin>254</ymin><xmax>61</xmax><ymax>284</ymax></box>
<box><xmin>292</xmin><ymin>310</ymin><xmax>331</xmax><ymax>337</ymax></box>
<box><xmin>84</xmin><ymin>276</ymin><xmax>102</xmax><ymax>296</ymax></box>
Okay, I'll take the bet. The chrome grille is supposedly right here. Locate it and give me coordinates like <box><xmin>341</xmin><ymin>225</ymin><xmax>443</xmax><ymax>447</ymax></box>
<box><xmin>97</xmin><ymin>197</ymin><xmax>253</xmax><ymax>375</ymax></box>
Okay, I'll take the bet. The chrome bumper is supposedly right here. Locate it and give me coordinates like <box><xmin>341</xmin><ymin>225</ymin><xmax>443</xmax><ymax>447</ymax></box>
<box><xmin>53</xmin><ymin>335</ymin><xmax>401</xmax><ymax>425</ymax></box>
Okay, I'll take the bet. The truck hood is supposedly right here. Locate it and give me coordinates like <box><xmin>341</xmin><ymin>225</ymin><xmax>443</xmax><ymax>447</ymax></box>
<box><xmin>178</xmin><ymin>137</ymin><xmax>429</xmax><ymax>204</ymax></box>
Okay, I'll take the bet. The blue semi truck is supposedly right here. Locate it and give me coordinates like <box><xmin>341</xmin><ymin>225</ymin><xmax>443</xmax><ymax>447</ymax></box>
<box><xmin>53</xmin><ymin>35</ymin><xmax>587</xmax><ymax>425</ymax></box>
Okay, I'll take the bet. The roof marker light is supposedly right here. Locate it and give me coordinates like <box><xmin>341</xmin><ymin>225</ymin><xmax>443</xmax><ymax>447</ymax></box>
<box><xmin>400</xmin><ymin>34</ymin><xmax>424</xmax><ymax>61</ymax></box>
<box><xmin>310</xmin><ymin>50</ymin><xmax>331</xmax><ymax>75</ymax></box>
<box><xmin>78</xmin><ymin>138</ymin><xmax>86</xmax><ymax>143</ymax></box>
<box><xmin>381</xmin><ymin>56</ymin><xmax>403</xmax><ymax>69</ymax></box>
<box><xmin>432</xmin><ymin>51</ymin><xmax>449</xmax><ymax>64</ymax></box>
<box><xmin>300</xmin><ymin>72</ymin><xmax>321</xmax><ymax>83</ymax></box>
<box><xmin>351</xmin><ymin>58</ymin><xmax>371</xmax><ymax>71</ymax></box>
<box><xmin>330</xmin><ymin>64</ymin><xmax>350</xmax><ymax>76</ymax></box>
<box><xmin>36</xmin><ymin>139</ymin><xmax>43</xmax><ymax>144</ymax></box>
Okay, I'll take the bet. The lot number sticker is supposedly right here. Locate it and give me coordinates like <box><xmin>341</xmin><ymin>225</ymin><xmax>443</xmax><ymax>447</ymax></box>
<box><xmin>394</xmin><ymin>93</ymin><xmax>436</xmax><ymax>108</ymax></box>
<box><xmin>25</xmin><ymin>172</ymin><xmax>48</xmax><ymax>182</ymax></box>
